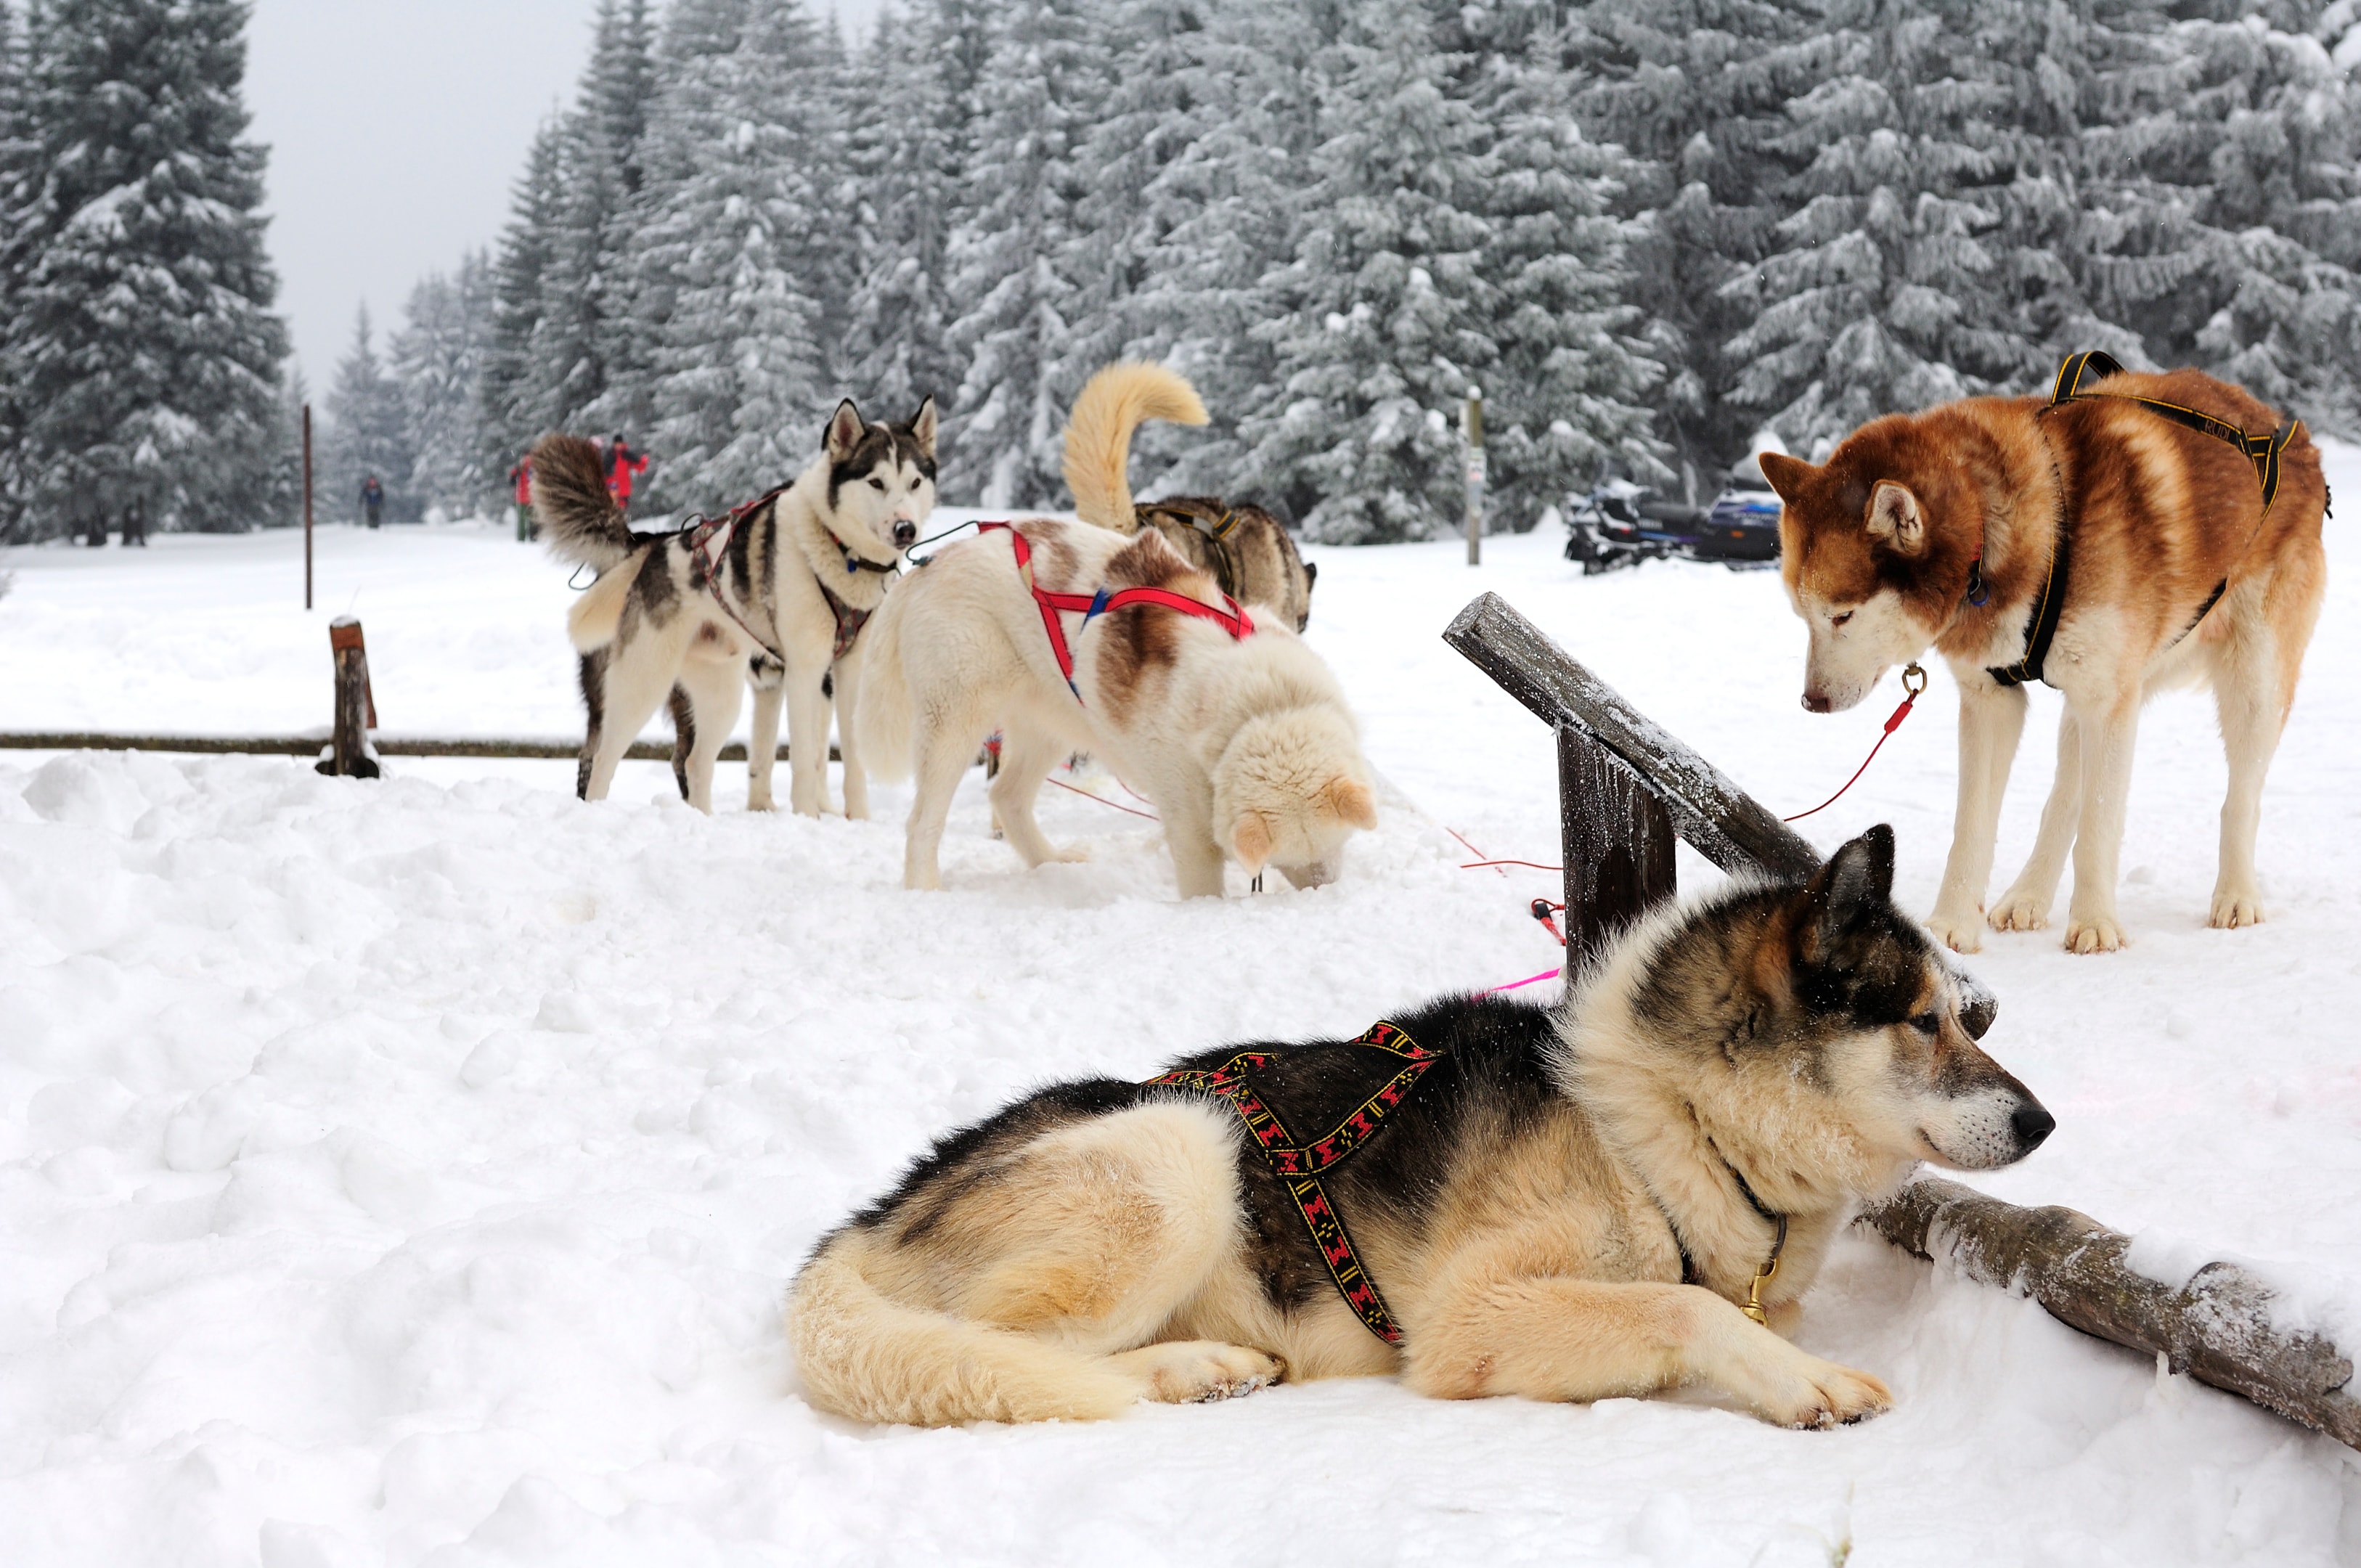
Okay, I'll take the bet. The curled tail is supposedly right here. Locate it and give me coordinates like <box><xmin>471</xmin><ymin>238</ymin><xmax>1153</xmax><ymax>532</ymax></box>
<box><xmin>788</xmin><ymin>1233</ymin><xmax>1143</xmax><ymax>1426</ymax></box>
<box><xmin>1062</xmin><ymin>362</ymin><xmax>1208</xmax><ymax>532</ymax></box>
<box><xmin>534</xmin><ymin>433</ymin><xmax>635</xmax><ymax>571</ymax></box>
<box><xmin>854</xmin><ymin>581</ymin><xmax>916</xmax><ymax>781</ymax></box>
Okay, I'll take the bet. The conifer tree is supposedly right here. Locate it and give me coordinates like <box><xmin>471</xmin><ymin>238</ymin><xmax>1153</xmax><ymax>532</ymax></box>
<box><xmin>1240</xmin><ymin>0</ymin><xmax>1498</xmax><ymax>542</ymax></box>
<box><xmin>479</xmin><ymin>118</ymin><xmax>568</xmax><ymax>486</ymax></box>
<box><xmin>326</xmin><ymin>305</ymin><xmax>411</xmax><ymax>520</ymax></box>
<box><xmin>0</xmin><ymin>0</ymin><xmax>33</xmax><ymax>526</ymax></box>
<box><xmin>392</xmin><ymin>254</ymin><xmax>494</xmax><ymax>518</ymax></box>
<box><xmin>2</xmin><ymin>0</ymin><xmax>288</xmax><ymax>539</ymax></box>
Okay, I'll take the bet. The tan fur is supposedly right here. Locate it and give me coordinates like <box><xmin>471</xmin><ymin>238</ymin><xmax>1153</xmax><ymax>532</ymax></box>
<box><xmin>857</xmin><ymin>518</ymin><xmax>1374</xmax><ymax>896</ymax></box>
<box><xmin>1064</xmin><ymin>362</ymin><xmax>1208</xmax><ymax>530</ymax></box>
<box><xmin>1768</xmin><ymin>367</ymin><xmax>2329</xmax><ymax>952</ymax></box>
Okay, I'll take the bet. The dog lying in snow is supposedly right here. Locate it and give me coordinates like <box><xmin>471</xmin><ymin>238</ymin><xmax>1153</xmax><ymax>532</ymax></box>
<box><xmin>1766</xmin><ymin>356</ymin><xmax>2328</xmax><ymax>953</ymax></box>
<box><xmin>787</xmin><ymin>825</ymin><xmax>2052</xmax><ymax>1427</ymax></box>
<box><xmin>1062</xmin><ymin>361</ymin><xmax>1318</xmax><ymax>632</ymax></box>
<box><xmin>537</xmin><ymin>400</ymin><xmax>936</xmax><ymax>816</ymax></box>
<box><xmin>855</xmin><ymin>436</ymin><xmax>1375</xmax><ymax>896</ymax></box>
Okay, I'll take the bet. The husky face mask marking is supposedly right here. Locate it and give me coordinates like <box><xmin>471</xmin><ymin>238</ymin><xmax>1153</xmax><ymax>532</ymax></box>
<box><xmin>825</xmin><ymin>396</ymin><xmax>939</xmax><ymax>556</ymax></box>
<box><xmin>1765</xmin><ymin>450</ymin><xmax>1954</xmax><ymax>714</ymax></box>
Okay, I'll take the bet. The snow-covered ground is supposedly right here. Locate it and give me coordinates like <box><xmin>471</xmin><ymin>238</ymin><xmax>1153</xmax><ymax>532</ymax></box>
<box><xmin>2</xmin><ymin>475</ymin><xmax>2357</xmax><ymax>1564</ymax></box>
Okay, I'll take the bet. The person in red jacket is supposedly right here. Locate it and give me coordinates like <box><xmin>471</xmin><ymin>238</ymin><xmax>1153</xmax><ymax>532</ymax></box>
<box><xmin>509</xmin><ymin>453</ymin><xmax>535</xmax><ymax>541</ymax></box>
<box><xmin>605</xmin><ymin>435</ymin><xmax>648</xmax><ymax>510</ymax></box>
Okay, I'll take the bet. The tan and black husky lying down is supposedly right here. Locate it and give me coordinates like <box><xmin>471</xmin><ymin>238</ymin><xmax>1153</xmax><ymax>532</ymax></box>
<box><xmin>1769</xmin><ymin>354</ymin><xmax>2328</xmax><ymax>952</ymax></box>
<box><xmin>1062</xmin><ymin>361</ymin><xmax>1318</xmax><ymax>632</ymax></box>
<box><xmin>788</xmin><ymin>826</ymin><xmax>2053</xmax><ymax>1428</ymax></box>
<box><xmin>856</xmin><ymin>446</ymin><xmax>1375</xmax><ymax>897</ymax></box>
<box><xmin>536</xmin><ymin>399</ymin><xmax>936</xmax><ymax>816</ymax></box>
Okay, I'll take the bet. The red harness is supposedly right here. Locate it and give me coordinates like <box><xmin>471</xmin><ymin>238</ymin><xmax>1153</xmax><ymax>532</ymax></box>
<box><xmin>979</xmin><ymin>521</ymin><xmax>1254</xmax><ymax>698</ymax></box>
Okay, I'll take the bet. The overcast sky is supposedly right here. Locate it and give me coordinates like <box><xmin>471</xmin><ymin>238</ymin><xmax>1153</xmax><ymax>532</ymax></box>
<box><xmin>245</xmin><ymin>0</ymin><xmax>880</xmax><ymax>400</ymax></box>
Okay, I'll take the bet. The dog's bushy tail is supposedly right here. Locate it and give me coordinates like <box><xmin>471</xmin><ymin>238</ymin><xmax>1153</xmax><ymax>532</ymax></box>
<box><xmin>534</xmin><ymin>433</ymin><xmax>635</xmax><ymax>572</ymax></box>
<box><xmin>854</xmin><ymin>579</ymin><xmax>916</xmax><ymax>781</ymax></box>
<box><xmin>1062</xmin><ymin>362</ymin><xmax>1207</xmax><ymax>532</ymax></box>
<box><xmin>788</xmin><ymin>1233</ymin><xmax>1143</xmax><ymax>1426</ymax></box>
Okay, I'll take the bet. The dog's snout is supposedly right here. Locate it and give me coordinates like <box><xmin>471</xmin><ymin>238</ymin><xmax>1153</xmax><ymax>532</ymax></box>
<box><xmin>892</xmin><ymin>520</ymin><xmax>918</xmax><ymax>547</ymax></box>
<box><xmin>2010</xmin><ymin>1100</ymin><xmax>2055</xmax><ymax>1153</ymax></box>
<box><xmin>1802</xmin><ymin>690</ymin><xmax>1832</xmax><ymax>714</ymax></box>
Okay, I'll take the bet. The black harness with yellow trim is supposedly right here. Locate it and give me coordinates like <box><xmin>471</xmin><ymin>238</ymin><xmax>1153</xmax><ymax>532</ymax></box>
<box><xmin>1987</xmin><ymin>350</ymin><xmax>2302</xmax><ymax>690</ymax></box>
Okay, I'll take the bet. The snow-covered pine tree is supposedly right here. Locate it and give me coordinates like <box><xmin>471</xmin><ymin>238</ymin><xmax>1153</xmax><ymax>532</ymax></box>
<box><xmin>325</xmin><ymin>305</ymin><xmax>412</xmax><ymax>521</ymax></box>
<box><xmin>1239</xmin><ymin>0</ymin><xmax>1498</xmax><ymax>542</ymax></box>
<box><xmin>260</xmin><ymin>362</ymin><xmax>308</xmax><ymax>530</ymax></box>
<box><xmin>942</xmin><ymin>0</ymin><xmax>1109</xmax><ymax>506</ymax></box>
<box><xmin>1723</xmin><ymin>0</ymin><xmax>2044</xmax><ymax>455</ymax></box>
<box><xmin>392</xmin><ymin>253</ymin><xmax>494</xmax><ymax>519</ymax></box>
<box><xmin>1445</xmin><ymin>0</ymin><xmax>1663</xmax><ymax>528</ymax></box>
<box><xmin>2</xmin><ymin>0</ymin><xmax>288</xmax><ymax>539</ymax></box>
<box><xmin>838</xmin><ymin>1</ymin><xmax>974</xmax><ymax>420</ymax></box>
<box><xmin>0</xmin><ymin>0</ymin><xmax>32</xmax><ymax>527</ymax></box>
<box><xmin>1564</xmin><ymin>0</ymin><xmax>1815</xmax><ymax>474</ymax></box>
<box><xmin>478</xmin><ymin>118</ymin><xmax>568</xmax><ymax>491</ymax></box>
<box><xmin>640</xmin><ymin>0</ymin><xmax>835</xmax><ymax>514</ymax></box>
<box><xmin>530</xmin><ymin>0</ymin><xmax>657</xmax><ymax>441</ymax></box>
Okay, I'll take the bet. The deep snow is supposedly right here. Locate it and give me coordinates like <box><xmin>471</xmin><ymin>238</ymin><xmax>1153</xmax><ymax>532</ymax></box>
<box><xmin>1</xmin><ymin>478</ymin><xmax>2358</xmax><ymax>1564</ymax></box>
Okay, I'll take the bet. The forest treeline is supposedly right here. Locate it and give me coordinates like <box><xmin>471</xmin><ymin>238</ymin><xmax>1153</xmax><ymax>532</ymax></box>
<box><xmin>4</xmin><ymin>0</ymin><xmax>2359</xmax><ymax>542</ymax></box>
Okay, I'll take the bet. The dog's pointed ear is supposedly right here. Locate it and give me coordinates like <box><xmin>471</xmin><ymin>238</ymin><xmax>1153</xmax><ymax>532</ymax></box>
<box><xmin>825</xmin><ymin>400</ymin><xmax>865</xmax><ymax>464</ymax></box>
<box><xmin>1231</xmin><ymin>811</ymin><xmax>1273</xmax><ymax>873</ymax></box>
<box><xmin>1865</xmin><ymin>481</ymin><xmax>1928</xmax><ymax>556</ymax></box>
<box><xmin>1758</xmin><ymin>452</ymin><xmax>1814</xmax><ymax>503</ymax></box>
<box><xmin>910</xmin><ymin>396</ymin><xmax>938</xmax><ymax>459</ymax></box>
<box><xmin>1795</xmin><ymin>823</ymin><xmax>1896</xmax><ymax>961</ymax></box>
<box><xmin>1302</xmin><ymin>560</ymin><xmax>1318</xmax><ymax>587</ymax></box>
<box><xmin>1324</xmin><ymin>776</ymin><xmax>1379</xmax><ymax>831</ymax></box>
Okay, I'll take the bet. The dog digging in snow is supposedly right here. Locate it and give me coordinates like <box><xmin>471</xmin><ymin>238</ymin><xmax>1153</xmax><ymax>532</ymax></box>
<box><xmin>856</xmin><ymin>368</ymin><xmax>1375</xmax><ymax>896</ymax></box>
<box><xmin>1768</xmin><ymin>354</ymin><xmax>2328</xmax><ymax>954</ymax></box>
<box><xmin>788</xmin><ymin>825</ymin><xmax>2052</xmax><ymax>1428</ymax></box>
<box><xmin>536</xmin><ymin>399</ymin><xmax>936</xmax><ymax>815</ymax></box>
<box><xmin>1064</xmin><ymin>362</ymin><xmax>1318</xmax><ymax>632</ymax></box>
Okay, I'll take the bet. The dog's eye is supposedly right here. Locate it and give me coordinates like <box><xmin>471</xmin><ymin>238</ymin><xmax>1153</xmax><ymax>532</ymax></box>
<box><xmin>1830</xmin><ymin>611</ymin><xmax>1854</xmax><ymax>629</ymax></box>
<box><xmin>1909</xmin><ymin>1010</ymin><xmax>1938</xmax><ymax>1035</ymax></box>
<box><xmin>868</xmin><ymin>477</ymin><xmax>887</xmax><ymax>491</ymax></box>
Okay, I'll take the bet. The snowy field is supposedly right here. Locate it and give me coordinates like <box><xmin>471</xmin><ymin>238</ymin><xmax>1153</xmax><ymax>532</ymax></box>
<box><xmin>2</xmin><ymin>470</ymin><xmax>2359</xmax><ymax>1564</ymax></box>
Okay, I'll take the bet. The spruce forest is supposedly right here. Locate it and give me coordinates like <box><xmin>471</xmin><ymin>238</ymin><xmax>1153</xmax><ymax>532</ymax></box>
<box><xmin>4</xmin><ymin>0</ymin><xmax>2361</xmax><ymax>543</ymax></box>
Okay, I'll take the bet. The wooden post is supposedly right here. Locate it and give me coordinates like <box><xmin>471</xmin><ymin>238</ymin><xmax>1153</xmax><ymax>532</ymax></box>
<box><xmin>302</xmin><ymin>404</ymin><xmax>314</xmax><ymax>611</ymax></box>
<box><xmin>1558</xmin><ymin>725</ymin><xmax>1676</xmax><ymax>968</ymax></box>
<box><xmin>319</xmin><ymin>616</ymin><xmax>380</xmax><ymax>779</ymax></box>
<box><xmin>1463</xmin><ymin>389</ymin><xmax>1485</xmax><ymax>566</ymax></box>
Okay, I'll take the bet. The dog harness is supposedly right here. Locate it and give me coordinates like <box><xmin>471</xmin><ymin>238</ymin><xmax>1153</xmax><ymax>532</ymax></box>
<box><xmin>980</xmin><ymin>521</ymin><xmax>1255</xmax><ymax>699</ymax></box>
<box><xmin>1989</xmin><ymin>350</ymin><xmax>2301</xmax><ymax>689</ymax></box>
<box><xmin>1137</xmin><ymin>501</ymin><xmax>1249</xmax><ymax>604</ymax></box>
<box><xmin>1144</xmin><ymin>1021</ymin><xmax>1438</xmax><ymax>1345</ymax></box>
<box><xmin>685</xmin><ymin>488</ymin><xmax>891</xmax><ymax>666</ymax></box>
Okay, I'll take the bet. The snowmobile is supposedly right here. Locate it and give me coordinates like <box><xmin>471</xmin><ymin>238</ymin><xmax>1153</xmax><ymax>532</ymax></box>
<box><xmin>1560</xmin><ymin>478</ymin><xmax>1700</xmax><ymax>575</ymax></box>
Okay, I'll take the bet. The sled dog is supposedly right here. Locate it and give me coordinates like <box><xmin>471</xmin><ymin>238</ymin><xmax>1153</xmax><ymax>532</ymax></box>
<box><xmin>1063</xmin><ymin>361</ymin><xmax>1318</xmax><ymax>632</ymax></box>
<box><xmin>788</xmin><ymin>825</ymin><xmax>2051</xmax><ymax>1427</ymax></box>
<box><xmin>537</xmin><ymin>399</ymin><xmax>936</xmax><ymax>816</ymax></box>
<box><xmin>1766</xmin><ymin>356</ymin><xmax>2328</xmax><ymax>953</ymax></box>
<box><xmin>856</xmin><ymin>512</ymin><xmax>1374</xmax><ymax>896</ymax></box>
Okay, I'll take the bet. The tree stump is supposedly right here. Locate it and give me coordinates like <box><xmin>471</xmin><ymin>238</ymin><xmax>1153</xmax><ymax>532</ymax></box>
<box><xmin>318</xmin><ymin>617</ymin><xmax>380</xmax><ymax>779</ymax></box>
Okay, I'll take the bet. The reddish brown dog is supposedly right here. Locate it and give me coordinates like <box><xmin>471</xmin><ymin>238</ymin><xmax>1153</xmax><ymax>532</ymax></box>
<box><xmin>1764</xmin><ymin>363</ymin><xmax>2327</xmax><ymax>953</ymax></box>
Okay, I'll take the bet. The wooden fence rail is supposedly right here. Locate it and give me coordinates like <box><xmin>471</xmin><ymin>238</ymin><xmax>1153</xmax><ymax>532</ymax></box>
<box><xmin>1444</xmin><ymin>588</ymin><xmax>2361</xmax><ymax>1453</ymax></box>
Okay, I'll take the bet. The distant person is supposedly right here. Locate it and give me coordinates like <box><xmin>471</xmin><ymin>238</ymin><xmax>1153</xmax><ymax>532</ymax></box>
<box><xmin>360</xmin><ymin>474</ymin><xmax>384</xmax><ymax>529</ymax></box>
<box><xmin>605</xmin><ymin>435</ymin><xmax>648</xmax><ymax>512</ymax></box>
<box><xmin>509</xmin><ymin>453</ymin><xmax>536</xmax><ymax>542</ymax></box>
<box><xmin>122</xmin><ymin>496</ymin><xmax>147</xmax><ymax>547</ymax></box>
<box><xmin>83</xmin><ymin>512</ymin><xmax>107</xmax><ymax>547</ymax></box>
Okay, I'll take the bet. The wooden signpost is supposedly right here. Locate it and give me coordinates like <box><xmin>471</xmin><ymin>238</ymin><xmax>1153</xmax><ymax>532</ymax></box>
<box><xmin>1444</xmin><ymin>588</ymin><xmax>2361</xmax><ymax>1453</ymax></box>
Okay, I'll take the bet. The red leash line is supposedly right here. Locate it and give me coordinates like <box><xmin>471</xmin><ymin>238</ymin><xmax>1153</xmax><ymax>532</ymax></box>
<box><xmin>1048</xmin><ymin>774</ymin><xmax>1159</xmax><ymax>820</ymax></box>
<box><xmin>1461</xmin><ymin>857</ymin><xmax>1563</xmax><ymax>873</ymax></box>
<box><xmin>1783</xmin><ymin>662</ymin><xmax>1928</xmax><ymax>823</ymax></box>
<box><xmin>1445</xmin><ymin>827</ymin><xmax>1506</xmax><ymax>877</ymax></box>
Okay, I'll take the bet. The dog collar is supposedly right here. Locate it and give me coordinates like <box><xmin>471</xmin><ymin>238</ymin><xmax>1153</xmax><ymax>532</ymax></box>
<box><xmin>825</xmin><ymin>525</ymin><xmax>900</xmax><ymax>574</ymax></box>
<box><xmin>1719</xmin><ymin>1152</ymin><xmax>1790</xmax><ymax>1328</ymax></box>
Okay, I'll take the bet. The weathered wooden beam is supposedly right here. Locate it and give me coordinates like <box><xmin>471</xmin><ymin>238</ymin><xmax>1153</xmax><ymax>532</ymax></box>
<box><xmin>1558</xmin><ymin>724</ymin><xmax>1674</xmax><ymax>968</ymax></box>
<box><xmin>1867</xmin><ymin>1176</ymin><xmax>2361</xmax><ymax>1449</ymax></box>
<box><xmin>0</xmin><ymin>732</ymin><xmax>836</xmax><ymax>763</ymax></box>
<box><xmin>321</xmin><ymin>616</ymin><xmax>380</xmax><ymax>780</ymax></box>
<box><xmin>1445</xmin><ymin>591</ymin><xmax>1819</xmax><ymax>882</ymax></box>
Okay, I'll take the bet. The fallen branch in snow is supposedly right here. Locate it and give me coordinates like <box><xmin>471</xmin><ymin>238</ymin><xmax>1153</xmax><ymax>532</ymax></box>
<box><xmin>1446</xmin><ymin>589</ymin><xmax>2361</xmax><ymax>1453</ymax></box>
<box><xmin>1862</xmin><ymin>1177</ymin><xmax>2361</xmax><ymax>1450</ymax></box>
<box><xmin>0</xmin><ymin>731</ymin><xmax>840</xmax><ymax>763</ymax></box>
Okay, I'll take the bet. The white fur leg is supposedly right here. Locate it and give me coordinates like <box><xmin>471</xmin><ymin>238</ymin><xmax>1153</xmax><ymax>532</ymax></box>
<box><xmin>1104</xmin><ymin>1341</ymin><xmax>1280</xmax><ymax>1403</ymax></box>
<box><xmin>1928</xmin><ymin>679</ymin><xmax>2026</xmax><ymax>952</ymax></box>
<box><xmin>833</xmin><ymin>650</ymin><xmax>870</xmax><ymax>822</ymax></box>
<box><xmin>582</xmin><ymin>650</ymin><xmax>677</xmax><ymax>804</ymax></box>
<box><xmin>785</xmin><ymin>666</ymin><xmax>833</xmax><ymax>817</ymax></box>
<box><xmin>2209</xmin><ymin>629</ymin><xmax>2284</xmax><ymax>929</ymax></box>
<box><xmin>2063</xmin><ymin>699</ymin><xmax>2140</xmax><ymax>953</ymax></box>
<box><xmin>989</xmin><ymin>726</ymin><xmax>1090</xmax><ymax>869</ymax></box>
<box><xmin>1991</xmin><ymin>706</ymin><xmax>2084</xmax><ymax>933</ymax></box>
<box><xmin>676</xmin><ymin>659</ymin><xmax>743</xmax><ymax>815</ymax></box>
<box><xmin>746</xmin><ymin>678</ymin><xmax>783</xmax><ymax>812</ymax></box>
<box><xmin>1683</xmin><ymin>1293</ymin><xmax>1894</xmax><ymax>1429</ymax></box>
<box><xmin>903</xmin><ymin>706</ymin><xmax>980</xmax><ymax>890</ymax></box>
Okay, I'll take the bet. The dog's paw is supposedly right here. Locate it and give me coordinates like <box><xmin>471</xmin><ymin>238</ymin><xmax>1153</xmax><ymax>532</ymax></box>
<box><xmin>1117</xmin><ymin>1341</ymin><xmax>1282</xmax><ymax>1405</ymax></box>
<box><xmin>2209</xmin><ymin>886</ymin><xmax>2266</xmax><ymax>929</ymax></box>
<box><xmin>1924</xmin><ymin>909</ymin><xmax>1984</xmax><ymax>954</ymax></box>
<box><xmin>1987</xmin><ymin>886</ymin><xmax>2050</xmax><ymax>932</ymax></box>
<box><xmin>1048</xmin><ymin>844</ymin><xmax>1091</xmax><ymax>865</ymax></box>
<box><xmin>1753</xmin><ymin>1356</ymin><xmax>1893</xmax><ymax>1431</ymax></box>
<box><xmin>2064</xmin><ymin>911</ymin><xmax>2128</xmax><ymax>954</ymax></box>
<box><xmin>746</xmin><ymin>792</ymin><xmax>776</xmax><ymax>813</ymax></box>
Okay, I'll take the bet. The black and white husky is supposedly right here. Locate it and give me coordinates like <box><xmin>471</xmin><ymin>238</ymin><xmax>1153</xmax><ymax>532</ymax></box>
<box><xmin>536</xmin><ymin>400</ymin><xmax>937</xmax><ymax>815</ymax></box>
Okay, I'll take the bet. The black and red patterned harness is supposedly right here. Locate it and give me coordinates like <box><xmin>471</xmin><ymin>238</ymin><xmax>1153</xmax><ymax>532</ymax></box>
<box><xmin>980</xmin><ymin>520</ymin><xmax>1255</xmax><ymax>700</ymax></box>
<box><xmin>684</xmin><ymin>488</ymin><xmax>892</xmax><ymax>665</ymax></box>
<box><xmin>1145</xmin><ymin>1021</ymin><xmax>1437</xmax><ymax>1344</ymax></box>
